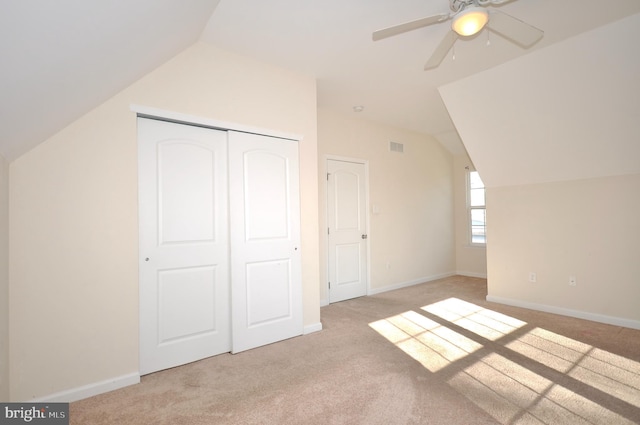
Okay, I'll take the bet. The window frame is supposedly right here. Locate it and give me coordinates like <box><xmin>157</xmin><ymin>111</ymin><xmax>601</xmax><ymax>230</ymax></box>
<box><xmin>467</xmin><ymin>170</ymin><xmax>486</xmax><ymax>246</ymax></box>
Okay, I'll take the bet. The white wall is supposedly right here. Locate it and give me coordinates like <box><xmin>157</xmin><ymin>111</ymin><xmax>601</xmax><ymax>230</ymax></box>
<box><xmin>0</xmin><ymin>154</ymin><xmax>8</xmax><ymax>401</ymax></box>
<box><xmin>440</xmin><ymin>14</ymin><xmax>640</xmax><ymax>328</ymax></box>
<box><xmin>8</xmin><ymin>42</ymin><xmax>319</xmax><ymax>401</ymax></box>
<box><xmin>317</xmin><ymin>108</ymin><xmax>455</xmax><ymax>304</ymax></box>
<box><xmin>453</xmin><ymin>154</ymin><xmax>486</xmax><ymax>278</ymax></box>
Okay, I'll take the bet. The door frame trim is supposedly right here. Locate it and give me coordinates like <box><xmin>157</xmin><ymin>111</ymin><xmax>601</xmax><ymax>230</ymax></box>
<box><xmin>131</xmin><ymin>104</ymin><xmax>303</xmax><ymax>142</ymax></box>
<box><xmin>324</xmin><ymin>155</ymin><xmax>371</xmax><ymax>304</ymax></box>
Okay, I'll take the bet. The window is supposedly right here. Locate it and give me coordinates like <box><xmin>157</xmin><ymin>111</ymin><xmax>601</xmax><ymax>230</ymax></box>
<box><xmin>468</xmin><ymin>170</ymin><xmax>486</xmax><ymax>245</ymax></box>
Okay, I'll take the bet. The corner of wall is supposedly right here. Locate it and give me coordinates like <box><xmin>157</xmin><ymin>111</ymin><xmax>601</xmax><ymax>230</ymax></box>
<box><xmin>317</xmin><ymin>109</ymin><xmax>456</xmax><ymax>296</ymax></box>
<box><xmin>7</xmin><ymin>42</ymin><xmax>319</xmax><ymax>401</ymax></box>
<box><xmin>0</xmin><ymin>153</ymin><xmax>9</xmax><ymax>401</ymax></box>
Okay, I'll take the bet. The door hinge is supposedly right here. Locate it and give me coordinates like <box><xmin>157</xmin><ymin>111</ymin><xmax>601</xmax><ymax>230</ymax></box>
<box><xmin>327</xmin><ymin>227</ymin><xmax>330</xmax><ymax>235</ymax></box>
<box><xmin>328</xmin><ymin>281</ymin><xmax>331</xmax><ymax>289</ymax></box>
<box><xmin>327</xmin><ymin>172</ymin><xmax>330</xmax><ymax>181</ymax></box>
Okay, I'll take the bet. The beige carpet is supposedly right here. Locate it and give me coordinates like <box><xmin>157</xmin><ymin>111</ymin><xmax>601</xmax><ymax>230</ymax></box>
<box><xmin>71</xmin><ymin>276</ymin><xmax>640</xmax><ymax>424</ymax></box>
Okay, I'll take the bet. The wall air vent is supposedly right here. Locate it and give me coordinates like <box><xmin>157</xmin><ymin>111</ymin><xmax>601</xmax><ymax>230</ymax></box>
<box><xmin>389</xmin><ymin>141</ymin><xmax>404</xmax><ymax>153</ymax></box>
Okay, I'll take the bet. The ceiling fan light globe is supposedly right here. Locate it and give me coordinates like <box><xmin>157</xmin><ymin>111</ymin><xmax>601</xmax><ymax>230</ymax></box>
<box><xmin>452</xmin><ymin>8</ymin><xmax>489</xmax><ymax>36</ymax></box>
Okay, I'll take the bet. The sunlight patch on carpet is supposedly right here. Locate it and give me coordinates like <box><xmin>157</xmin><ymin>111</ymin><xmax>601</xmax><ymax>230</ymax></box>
<box><xmin>369</xmin><ymin>298</ymin><xmax>640</xmax><ymax>425</ymax></box>
<box><xmin>422</xmin><ymin>298</ymin><xmax>527</xmax><ymax>341</ymax></box>
<box><xmin>369</xmin><ymin>310</ymin><xmax>482</xmax><ymax>373</ymax></box>
<box><xmin>506</xmin><ymin>327</ymin><xmax>640</xmax><ymax>409</ymax></box>
<box><xmin>449</xmin><ymin>353</ymin><xmax>638</xmax><ymax>425</ymax></box>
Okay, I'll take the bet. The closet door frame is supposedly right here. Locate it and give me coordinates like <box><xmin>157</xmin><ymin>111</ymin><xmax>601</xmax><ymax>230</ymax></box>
<box><xmin>132</xmin><ymin>105</ymin><xmax>302</xmax><ymax>142</ymax></box>
<box><xmin>135</xmin><ymin>105</ymin><xmax>303</xmax><ymax>374</ymax></box>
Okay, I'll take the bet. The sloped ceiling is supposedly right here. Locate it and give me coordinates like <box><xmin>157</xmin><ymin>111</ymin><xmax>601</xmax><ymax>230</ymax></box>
<box><xmin>2</xmin><ymin>0</ymin><xmax>640</xmax><ymax>161</ymax></box>
<box><xmin>200</xmin><ymin>0</ymin><xmax>640</xmax><ymax>156</ymax></box>
<box><xmin>439</xmin><ymin>12</ymin><xmax>640</xmax><ymax>188</ymax></box>
<box><xmin>0</xmin><ymin>0</ymin><xmax>220</xmax><ymax>161</ymax></box>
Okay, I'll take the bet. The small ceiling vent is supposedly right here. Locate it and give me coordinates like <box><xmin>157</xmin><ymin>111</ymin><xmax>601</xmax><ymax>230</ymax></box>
<box><xmin>390</xmin><ymin>141</ymin><xmax>404</xmax><ymax>153</ymax></box>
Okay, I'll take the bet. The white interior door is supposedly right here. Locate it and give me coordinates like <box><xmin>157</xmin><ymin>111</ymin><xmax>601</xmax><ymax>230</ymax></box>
<box><xmin>228</xmin><ymin>131</ymin><xmax>302</xmax><ymax>353</ymax></box>
<box><xmin>138</xmin><ymin>118</ymin><xmax>230</xmax><ymax>375</ymax></box>
<box><xmin>327</xmin><ymin>159</ymin><xmax>368</xmax><ymax>303</ymax></box>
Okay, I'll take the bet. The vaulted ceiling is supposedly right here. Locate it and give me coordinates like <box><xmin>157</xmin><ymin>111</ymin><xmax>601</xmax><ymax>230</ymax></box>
<box><xmin>0</xmin><ymin>0</ymin><xmax>220</xmax><ymax>160</ymax></box>
<box><xmin>2</xmin><ymin>0</ymin><xmax>639</xmax><ymax>161</ymax></box>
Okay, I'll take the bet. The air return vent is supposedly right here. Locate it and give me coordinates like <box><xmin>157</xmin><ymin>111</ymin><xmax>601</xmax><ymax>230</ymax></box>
<box><xmin>389</xmin><ymin>141</ymin><xmax>404</xmax><ymax>153</ymax></box>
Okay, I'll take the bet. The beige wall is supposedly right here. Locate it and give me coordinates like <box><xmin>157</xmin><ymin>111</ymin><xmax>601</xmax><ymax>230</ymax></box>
<box><xmin>8</xmin><ymin>42</ymin><xmax>319</xmax><ymax>401</ymax></box>
<box><xmin>0</xmin><ymin>154</ymin><xmax>8</xmax><ymax>400</ymax></box>
<box><xmin>453</xmin><ymin>154</ymin><xmax>486</xmax><ymax>277</ymax></box>
<box><xmin>441</xmin><ymin>15</ymin><xmax>640</xmax><ymax>328</ymax></box>
<box><xmin>487</xmin><ymin>174</ymin><xmax>640</xmax><ymax>325</ymax></box>
<box><xmin>317</xmin><ymin>108</ymin><xmax>455</xmax><ymax>304</ymax></box>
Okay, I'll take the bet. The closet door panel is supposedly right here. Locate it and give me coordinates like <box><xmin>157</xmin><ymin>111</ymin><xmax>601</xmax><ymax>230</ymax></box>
<box><xmin>138</xmin><ymin>118</ymin><xmax>230</xmax><ymax>375</ymax></box>
<box><xmin>244</xmin><ymin>151</ymin><xmax>290</xmax><ymax>240</ymax></box>
<box><xmin>229</xmin><ymin>131</ymin><xmax>302</xmax><ymax>353</ymax></box>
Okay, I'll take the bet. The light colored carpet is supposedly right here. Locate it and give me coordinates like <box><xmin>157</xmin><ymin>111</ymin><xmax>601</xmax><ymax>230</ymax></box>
<box><xmin>71</xmin><ymin>276</ymin><xmax>640</xmax><ymax>424</ymax></box>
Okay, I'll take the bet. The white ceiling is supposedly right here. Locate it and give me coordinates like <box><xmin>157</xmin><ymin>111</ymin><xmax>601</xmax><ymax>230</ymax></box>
<box><xmin>201</xmin><ymin>0</ymin><xmax>640</xmax><ymax>155</ymax></box>
<box><xmin>2</xmin><ymin>0</ymin><xmax>640</xmax><ymax>161</ymax></box>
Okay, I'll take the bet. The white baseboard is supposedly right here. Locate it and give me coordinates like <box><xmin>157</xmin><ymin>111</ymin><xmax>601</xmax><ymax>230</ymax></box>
<box><xmin>31</xmin><ymin>372</ymin><xmax>140</xmax><ymax>403</ymax></box>
<box><xmin>486</xmin><ymin>295</ymin><xmax>640</xmax><ymax>330</ymax></box>
<box><xmin>456</xmin><ymin>271</ymin><xmax>487</xmax><ymax>279</ymax></box>
<box><xmin>303</xmin><ymin>322</ymin><xmax>323</xmax><ymax>335</ymax></box>
<box><xmin>368</xmin><ymin>272</ymin><xmax>456</xmax><ymax>296</ymax></box>
<box><xmin>319</xmin><ymin>298</ymin><xmax>329</xmax><ymax>307</ymax></box>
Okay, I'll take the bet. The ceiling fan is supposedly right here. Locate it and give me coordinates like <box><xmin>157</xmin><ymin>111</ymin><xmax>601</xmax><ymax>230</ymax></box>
<box><xmin>372</xmin><ymin>0</ymin><xmax>543</xmax><ymax>70</ymax></box>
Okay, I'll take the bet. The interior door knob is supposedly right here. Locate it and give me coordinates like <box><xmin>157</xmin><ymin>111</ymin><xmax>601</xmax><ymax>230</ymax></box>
<box><xmin>362</xmin><ymin>234</ymin><xmax>368</xmax><ymax>239</ymax></box>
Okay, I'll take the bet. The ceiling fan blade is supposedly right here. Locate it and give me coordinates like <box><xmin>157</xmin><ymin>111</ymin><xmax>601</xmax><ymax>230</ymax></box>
<box><xmin>487</xmin><ymin>9</ymin><xmax>543</xmax><ymax>48</ymax></box>
<box><xmin>373</xmin><ymin>13</ymin><xmax>451</xmax><ymax>41</ymax></box>
<box><xmin>424</xmin><ymin>31</ymin><xmax>458</xmax><ymax>70</ymax></box>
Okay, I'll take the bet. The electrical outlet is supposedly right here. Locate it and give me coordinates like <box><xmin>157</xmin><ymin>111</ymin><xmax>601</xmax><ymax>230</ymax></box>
<box><xmin>529</xmin><ymin>272</ymin><xmax>537</xmax><ymax>283</ymax></box>
<box><xmin>569</xmin><ymin>276</ymin><xmax>577</xmax><ymax>286</ymax></box>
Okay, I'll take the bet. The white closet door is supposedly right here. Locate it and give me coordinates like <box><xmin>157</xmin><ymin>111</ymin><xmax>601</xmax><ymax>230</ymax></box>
<box><xmin>138</xmin><ymin>118</ymin><xmax>230</xmax><ymax>375</ymax></box>
<box><xmin>228</xmin><ymin>131</ymin><xmax>303</xmax><ymax>353</ymax></box>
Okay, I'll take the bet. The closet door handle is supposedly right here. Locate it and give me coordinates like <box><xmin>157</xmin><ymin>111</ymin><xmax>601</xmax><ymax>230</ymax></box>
<box><xmin>362</xmin><ymin>234</ymin><xmax>368</xmax><ymax>239</ymax></box>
